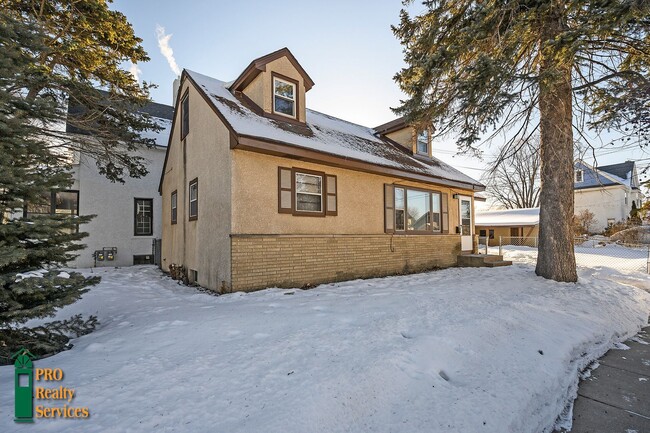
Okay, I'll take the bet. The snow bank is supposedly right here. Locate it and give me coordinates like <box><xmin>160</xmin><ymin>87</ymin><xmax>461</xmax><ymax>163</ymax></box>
<box><xmin>1</xmin><ymin>265</ymin><xmax>648</xmax><ymax>433</ymax></box>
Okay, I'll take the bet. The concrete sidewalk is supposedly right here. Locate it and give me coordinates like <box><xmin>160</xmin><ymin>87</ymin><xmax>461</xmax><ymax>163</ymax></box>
<box><xmin>557</xmin><ymin>324</ymin><xmax>650</xmax><ymax>432</ymax></box>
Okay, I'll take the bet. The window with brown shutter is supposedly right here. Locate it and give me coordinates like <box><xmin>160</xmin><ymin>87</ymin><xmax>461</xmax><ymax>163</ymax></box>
<box><xmin>386</xmin><ymin>184</ymin><xmax>449</xmax><ymax>235</ymax></box>
<box><xmin>278</xmin><ymin>167</ymin><xmax>337</xmax><ymax>217</ymax></box>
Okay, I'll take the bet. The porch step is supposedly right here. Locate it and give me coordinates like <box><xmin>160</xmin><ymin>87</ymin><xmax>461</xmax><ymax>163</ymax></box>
<box><xmin>457</xmin><ymin>254</ymin><xmax>512</xmax><ymax>268</ymax></box>
<box><xmin>484</xmin><ymin>260</ymin><xmax>513</xmax><ymax>267</ymax></box>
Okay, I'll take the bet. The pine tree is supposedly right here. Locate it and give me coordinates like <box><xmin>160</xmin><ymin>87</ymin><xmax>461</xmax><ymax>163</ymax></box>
<box><xmin>0</xmin><ymin>12</ymin><xmax>96</xmax><ymax>364</ymax></box>
<box><xmin>3</xmin><ymin>0</ymin><xmax>160</xmax><ymax>182</ymax></box>
<box><xmin>1</xmin><ymin>1</ymin><xmax>159</xmax><ymax>363</ymax></box>
<box><xmin>392</xmin><ymin>1</ymin><xmax>650</xmax><ymax>282</ymax></box>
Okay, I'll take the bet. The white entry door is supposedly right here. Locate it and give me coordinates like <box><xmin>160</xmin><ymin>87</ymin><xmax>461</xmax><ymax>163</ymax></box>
<box><xmin>458</xmin><ymin>195</ymin><xmax>473</xmax><ymax>252</ymax></box>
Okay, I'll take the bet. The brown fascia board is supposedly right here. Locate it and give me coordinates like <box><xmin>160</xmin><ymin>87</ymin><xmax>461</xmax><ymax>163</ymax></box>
<box><xmin>229</xmin><ymin>47</ymin><xmax>315</xmax><ymax>93</ymax></box>
<box><xmin>233</xmin><ymin>134</ymin><xmax>485</xmax><ymax>192</ymax></box>
<box><xmin>160</xmin><ymin>71</ymin><xmax>484</xmax><ymax>194</ymax></box>
<box><xmin>374</xmin><ymin>116</ymin><xmax>409</xmax><ymax>135</ymax></box>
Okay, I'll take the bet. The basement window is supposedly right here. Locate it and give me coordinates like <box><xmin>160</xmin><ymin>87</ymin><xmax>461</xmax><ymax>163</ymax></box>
<box><xmin>273</xmin><ymin>76</ymin><xmax>296</xmax><ymax>118</ymax></box>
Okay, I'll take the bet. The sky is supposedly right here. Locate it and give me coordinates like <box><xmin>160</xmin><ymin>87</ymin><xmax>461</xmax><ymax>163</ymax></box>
<box><xmin>111</xmin><ymin>0</ymin><xmax>650</xmax><ymax>194</ymax></box>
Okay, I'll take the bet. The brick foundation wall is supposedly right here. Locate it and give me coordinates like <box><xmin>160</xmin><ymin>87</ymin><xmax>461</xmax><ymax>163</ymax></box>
<box><xmin>230</xmin><ymin>234</ymin><xmax>461</xmax><ymax>292</ymax></box>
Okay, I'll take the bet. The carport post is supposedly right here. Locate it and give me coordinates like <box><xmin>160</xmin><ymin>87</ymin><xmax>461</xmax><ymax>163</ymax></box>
<box><xmin>499</xmin><ymin>236</ymin><xmax>502</xmax><ymax>256</ymax></box>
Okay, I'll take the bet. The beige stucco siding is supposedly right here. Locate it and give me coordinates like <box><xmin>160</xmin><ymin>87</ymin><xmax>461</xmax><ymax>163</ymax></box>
<box><xmin>242</xmin><ymin>73</ymin><xmax>264</xmax><ymax>111</ymax></box>
<box><xmin>231</xmin><ymin>150</ymin><xmax>474</xmax><ymax>235</ymax></box>
<box><xmin>386</xmin><ymin>127</ymin><xmax>414</xmax><ymax>150</ymax></box>
<box><xmin>161</xmin><ymin>79</ymin><xmax>232</xmax><ymax>291</ymax></box>
<box><xmin>249</xmin><ymin>57</ymin><xmax>307</xmax><ymax>122</ymax></box>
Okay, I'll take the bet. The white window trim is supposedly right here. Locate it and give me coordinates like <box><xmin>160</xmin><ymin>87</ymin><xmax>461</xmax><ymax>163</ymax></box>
<box><xmin>273</xmin><ymin>77</ymin><xmax>296</xmax><ymax>119</ymax></box>
<box><xmin>575</xmin><ymin>169</ymin><xmax>584</xmax><ymax>183</ymax></box>
<box><xmin>416</xmin><ymin>129</ymin><xmax>430</xmax><ymax>156</ymax></box>
<box><xmin>189</xmin><ymin>181</ymin><xmax>198</xmax><ymax>218</ymax></box>
<box><xmin>295</xmin><ymin>172</ymin><xmax>323</xmax><ymax>213</ymax></box>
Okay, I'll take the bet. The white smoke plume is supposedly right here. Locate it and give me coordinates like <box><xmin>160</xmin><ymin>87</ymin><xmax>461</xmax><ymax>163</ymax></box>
<box><xmin>155</xmin><ymin>24</ymin><xmax>181</xmax><ymax>76</ymax></box>
<box><xmin>128</xmin><ymin>62</ymin><xmax>142</xmax><ymax>82</ymax></box>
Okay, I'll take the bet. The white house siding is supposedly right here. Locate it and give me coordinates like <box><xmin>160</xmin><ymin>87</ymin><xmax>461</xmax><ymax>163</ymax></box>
<box><xmin>70</xmin><ymin>147</ymin><xmax>165</xmax><ymax>268</ymax></box>
<box><xmin>574</xmin><ymin>185</ymin><xmax>634</xmax><ymax>232</ymax></box>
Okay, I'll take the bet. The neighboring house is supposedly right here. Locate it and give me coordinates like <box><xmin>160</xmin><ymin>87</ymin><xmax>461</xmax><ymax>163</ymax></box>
<box><xmin>574</xmin><ymin>160</ymin><xmax>644</xmax><ymax>232</ymax></box>
<box><xmin>23</xmin><ymin>100</ymin><xmax>174</xmax><ymax>268</ymax></box>
<box><xmin>475</xmin><ymin>208</ymin><xmax>539</xmax><ymax>246</ymax></box>
<box><xmin>159</xmin><ymin>48</ymin><xmax>485</xmax><ymax>293</ymax></box>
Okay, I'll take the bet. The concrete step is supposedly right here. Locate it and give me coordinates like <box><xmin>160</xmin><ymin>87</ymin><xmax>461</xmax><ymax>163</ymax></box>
<box><xmin>484</xmin><ymin>260</ymin><xmax>513</xmax><ymax>267</ymax></box>
<box><xmin>457</xmin><ymin>254</ymin><xmax>511</xmax><ymax>268</ymax></box>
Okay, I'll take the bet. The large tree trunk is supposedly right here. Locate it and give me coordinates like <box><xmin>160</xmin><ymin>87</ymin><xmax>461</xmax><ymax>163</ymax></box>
<box><xmin>535</xmin><ymin>5</ymin><xmax>578</xmax><ymax>282</ymax></box>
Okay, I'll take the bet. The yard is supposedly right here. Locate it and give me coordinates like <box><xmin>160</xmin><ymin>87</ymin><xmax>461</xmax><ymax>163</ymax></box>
<box><xmin>1</xmin><ymin>261</ymin><xmax>649</xmax><ymax>433</ymax></box>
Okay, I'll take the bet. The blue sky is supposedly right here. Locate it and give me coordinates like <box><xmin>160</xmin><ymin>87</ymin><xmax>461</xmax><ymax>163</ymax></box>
<box><xmin>111</xmin><ymin>0</ymin><xmax>650</xmax><ymax>186</ymax></box>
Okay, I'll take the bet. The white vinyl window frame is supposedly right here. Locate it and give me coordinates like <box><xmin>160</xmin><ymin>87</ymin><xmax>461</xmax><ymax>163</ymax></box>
<box><xmin>416</xmin><ymin>129</ymin><xmax>430</xmax><ymax>156</ymax></box>
<box><xmin>575</xmin><ymin>169</ymin><xmax>584</xmax><ymax>183</ymax></box>
<box><xmin>273</xmin><ymin>77</ymin><xmax>297</xmax><ymax>119</ymax></box>
<box><xmin>294</xmin><ymin>172</ymin><xmax>323</xmax><ymax>213</ymax></box>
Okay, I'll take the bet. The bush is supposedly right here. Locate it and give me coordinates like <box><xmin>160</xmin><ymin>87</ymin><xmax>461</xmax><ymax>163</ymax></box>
<box><xmin>573</xmin><ymin>210</ymin><xmax>597</xmax><ymax>236</ymax></box>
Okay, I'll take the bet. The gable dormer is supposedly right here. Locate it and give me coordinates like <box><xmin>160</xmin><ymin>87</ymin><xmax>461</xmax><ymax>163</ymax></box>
<box><xmin>229</xmin><ymin>48</ymin><xmax>314</xmax><ymax>124</ymax></box>
<box><xmin>374</xmin><ymin>118</ymin><xmax>433</xmax><ymax>158</ymax></box>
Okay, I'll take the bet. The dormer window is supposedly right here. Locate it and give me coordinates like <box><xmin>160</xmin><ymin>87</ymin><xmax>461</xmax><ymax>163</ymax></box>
<box><xmin>575</xmin><ymin>169</ymin><xmax>584</xmax><ymax>183</ymax></box>
<box><xmin>416</xmin><ymin>129</ymin><xmax>430</xmax><ymax>156</ymax></box>
<box><xmin>273</xmin><ymin>76</ymin><xmax>296</xmax><ymax>118</ymax></box>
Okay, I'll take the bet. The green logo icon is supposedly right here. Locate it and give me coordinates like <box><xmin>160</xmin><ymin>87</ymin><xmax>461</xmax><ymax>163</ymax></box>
<box><xmin>12</xmin><ymin>348</ymin><xmax>36</xmax><ymax>423</ymax></box>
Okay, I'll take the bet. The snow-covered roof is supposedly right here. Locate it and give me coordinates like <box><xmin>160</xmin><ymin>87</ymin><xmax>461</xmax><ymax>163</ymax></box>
<box><xmin>475</xmin><ymin>208</ymin><xmax>539</xmax><ymax>227</ymax></box>
<box><xmin>574</xmin><ymin>160</ymin><xmax>632</xmax><ymax>190</ymax></box>
<box><xmin>140</xmin><ymin>117</ymin><xmax>172</xmax><ymax>147</ymax></box>
<box><xmin>185</xmin><ymin>69</ymin><xmax>482</xmax><ymax>189</ymax></box>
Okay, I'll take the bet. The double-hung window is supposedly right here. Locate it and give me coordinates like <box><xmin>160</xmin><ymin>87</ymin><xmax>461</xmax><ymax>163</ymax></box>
<box><xmin>134</xmin><ymin>198</ymin><xmax>153</xmax><ymax>236</ymax></box>
<box><xmin>295</xmin><ymin>172</ymin><xmax>323</xmax><ymax>213</ymax></box>
<box><xmin>180</xmin><ymin>92</ymin><xmax>189</xmax><ymax>140</ymax></box>
<box><xmin>189</xmin><ymin>179</ymin><xmax>198</xmax><ymax>220</ymax></box>
<box><xmin>416</xmin><ymin>129</ymin><xmax>430</xmax><ymax>156</ymax></box>
<box><xmin>171</xmin><ymin>190</ymin><xmax>177</xmax><ymax>224</ymax></box>
<box><xmin>273</xmin><ymin>76</ymin><xmax>296</xmax><ymax>118</ymax></box>
<box><xmin>278</xmin><ymin>167</ymin><xmax>337</xmax><ymax>216</ymax></box>
<box><xmin>575</xmin><ymin>169</ymin><xmax>583</xmax><ymax>183</ymax></box>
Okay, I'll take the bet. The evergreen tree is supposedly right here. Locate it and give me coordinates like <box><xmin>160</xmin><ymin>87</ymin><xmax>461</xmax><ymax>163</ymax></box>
<box><xmin>3</xmin><ymin>0</ymin><xmax>160</xmax><ymax>182</ymax></box>
<box><xmin>0</xmin><ymin>11</ymin><xmax>100</xmax><ymax>364</ymax></box>
<box><xmin>1</xmin><ymin>1</ymin><xmax>159</xmax><ymax>363</ymax></box>
<box><xmin>629</xmin><ymin>201</ymin><xmax>641</xmax><ymax>226</ymax></box>
<box><xmin>392</xmin><ymin>1</ymin><xmax>650</xmax><ymax>282</ymax></box>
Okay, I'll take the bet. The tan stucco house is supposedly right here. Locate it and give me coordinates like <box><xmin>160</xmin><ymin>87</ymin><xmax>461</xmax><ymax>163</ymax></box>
<box><xmin>159</xmin><ymin>48</ymin><xmax>484</xmax><ymax>292</ymax></box>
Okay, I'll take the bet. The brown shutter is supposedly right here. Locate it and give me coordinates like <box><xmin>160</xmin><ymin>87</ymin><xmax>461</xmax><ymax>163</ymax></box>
<box><xmin>441</xmin><ymin>192</ymin><xmax>449</xmax><ymax>234</ymax></box>
<box><xmin>384</xmin><ymin>184</ymin><xmax>395</xmax><ymax>233</ymax></box>
<box><xmin>326</xmin><ymin>174</ymin><xmax>337</xmax><ymax>216</ymax></box>
<box><xmin>278</xmin><ymin>167</ymin><xmax>293</xmax><ymax>213</ymax></box>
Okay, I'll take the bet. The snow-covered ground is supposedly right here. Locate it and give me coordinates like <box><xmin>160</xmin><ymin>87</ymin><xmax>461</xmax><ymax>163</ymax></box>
<box><xmin>1</xmin><ymin>264</ymin><xmax>649</xmax><ymax>433</ymax></box>
<box><xmin>492</xmin><ymin>243</ymin><xmax>649</xmax><ymax>274</ymax></box>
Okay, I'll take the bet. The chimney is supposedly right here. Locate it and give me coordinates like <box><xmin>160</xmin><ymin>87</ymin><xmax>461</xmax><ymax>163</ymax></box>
<box><xmin>172</xmin><ymin>77</ymin><xmax>180</xmax><ymax>107</ymax></box>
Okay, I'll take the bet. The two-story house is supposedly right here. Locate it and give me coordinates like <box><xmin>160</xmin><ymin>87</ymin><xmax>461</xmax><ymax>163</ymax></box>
<box><xmin>159</xmin><ymin>48</ymin><xmax>485</xmax><ymax>292</ymax></box>
<box><xmin>22</xmin><ymin>100</ymin><xmax>174</xmax><ymax>268</ymax></box>
<box><xmin>574</xmin><ymin>160</ymin><xmax>644</xmax><ymax>232</ymax></box>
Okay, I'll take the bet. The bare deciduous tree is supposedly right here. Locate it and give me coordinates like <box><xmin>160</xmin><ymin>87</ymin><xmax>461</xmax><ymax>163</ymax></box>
<box><xmin>484</xmin><ymin>138</ymin><xmax>541</xmax><ymax>209</ymax></box>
